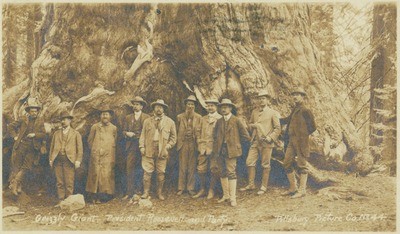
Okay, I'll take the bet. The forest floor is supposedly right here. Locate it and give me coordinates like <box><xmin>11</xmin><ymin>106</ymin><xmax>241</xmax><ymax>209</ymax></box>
<box><xmin>2</xmin><ymin>171</ymin><xmax>396</xmax><ymax>232</ymax></box>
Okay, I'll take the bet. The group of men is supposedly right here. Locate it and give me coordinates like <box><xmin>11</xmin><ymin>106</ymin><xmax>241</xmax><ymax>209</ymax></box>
<box><xmin>7</xmin><ymin>87</ymin><xmax>316</xmax><ymax>207</ymax></box>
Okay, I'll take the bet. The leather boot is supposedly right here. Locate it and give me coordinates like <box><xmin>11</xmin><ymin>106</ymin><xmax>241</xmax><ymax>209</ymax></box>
<box><xmin>193</xmin><ymin>173</ymin><xmax>206</xmax><ymax>198</ymax></box>
<box><xmin>217</xmin><ymin>177</ymin><xmax>230</xmax><ymax>203</ymax></box>
<box><xmin>141</xmin><ymin>172</ymin><xmax>151</xmax><ymax>199</ymax></box>
<box><xmin>281</xmin><ymin>171</ymin><xmax>298</xmax><ymax>196</ymax></box>
<box><xmin>257</xmin><ymin>168</ymin><xmax>271</xmax><ymax>195</ymax></box>
<box><xmin>240</xmin><ymin>167</ymin><xmax>256</xmax><ymax>191</ymax></box>
<box><xmin>291</xmin><ymin>173</ymin><xmax>307</xmax><ymax>199</ymax></box>
<box><xmin>207</xmin><ymin>175</ymin><xmax>216</xmax><ymax>199</ymax></box>
<box><xmin>157</xmin><ymin>173</ymin><xmax>165</xmax><ymax>201</ymax></box>
<box><xmin>229</xmin><ymin>179</ymin><xmax>237</xmax><ymax>207</ymax></box>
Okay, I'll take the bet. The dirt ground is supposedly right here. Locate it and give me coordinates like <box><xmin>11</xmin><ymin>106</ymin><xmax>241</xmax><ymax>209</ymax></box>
<box><xmin>2</xmin><ymin>171</ymin><xmax>396</xmax><ymax>232</ymax></box>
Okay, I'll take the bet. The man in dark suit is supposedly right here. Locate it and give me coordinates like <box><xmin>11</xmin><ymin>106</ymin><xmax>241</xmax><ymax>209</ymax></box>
<box><xmin>280</xmin><ymin>87</ymin><xmax>316</xmax><ymax>198</ymax></box>
<box><xmin>176</xmin><ymin>95</ymin><xmax>202</xmax><ymax>196</ymax></box>
<box><xmin>212</xmin><ymin>99</ymin><xmax>251</xmax><ymax>207</ymax></box>
<box><xmin>8</xmin><ymin>103</ymin><xmax>46</xmax><ymax>196</ymax></box>
<box><xmin>49</xmin><ymin>111</ymin><xmax>83</xmax><ymax>204</ymax></box>
<box><xmin>122</xmin><ymin>96</ymin><xmax>150</xmax><ymax>200</ymax></box>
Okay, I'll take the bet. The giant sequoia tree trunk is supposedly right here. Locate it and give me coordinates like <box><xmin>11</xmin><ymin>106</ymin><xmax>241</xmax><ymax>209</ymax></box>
<box><xmin>3</xmin><ymin>3</ymin><xmax>374</xmax><ymax>177</ymax></box>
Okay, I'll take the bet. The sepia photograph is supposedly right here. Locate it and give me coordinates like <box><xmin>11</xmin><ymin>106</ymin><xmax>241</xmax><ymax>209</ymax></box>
<box><xmin>1</xmin><ymin>0</ymin><xmax>397</xmax><ymax>232</ymax></box>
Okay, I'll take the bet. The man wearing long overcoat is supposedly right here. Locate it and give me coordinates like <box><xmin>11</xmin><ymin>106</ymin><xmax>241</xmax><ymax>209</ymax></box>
<box><xmin>86</xmin><ymin>107</ymin><xmax>117</xmax><ymax>203</ymax></box>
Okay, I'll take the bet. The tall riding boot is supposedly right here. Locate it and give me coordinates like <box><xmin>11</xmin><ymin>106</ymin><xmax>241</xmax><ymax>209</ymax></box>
<box><xmin>217</xmin><ymin>177</ymin><xmax>230</xmax><ymax>203</ymax></box>
<box><xmin>257</xmin><ymin>168</ymin><xmax>271</xmax><ymax>195</ymax></box>
<box><xmin>281</xmin><ymin>171</ymin><xmax>298</xmax><ymax>196</ymax></box>
<box><xmin>291</xmin><ymin>173</ymin><xmax>308</xmax><ymax>198</ymax></box>
<box><xmin>207</xmin><ymin>174</ymin><xmax>216</xmax><ymax>199</ymax></box>
<box><xmin>229</xmin><ymin>179</ymin><xmax>237</xmax><ymax>207</ymax></box>
<box><xmin>157</xmin><ymin>173</ymin><xmax>165</xmax><ymax>201</ymax></box>
<box><xmin>240</xmin><ymin>167</ymin><xmax>256</xmax><ymax>191</ymax></box>
<box><xmin>14</xmin><ymin>170</ymin><xmax>25</xmax><ymax>196</ymax></box>
<box><xmin>141</xmin><ymin>172</ymin><xmax>151</xmax><ymax>199</ymax></box>
<box><xmin>193</xmin><ymin>173</ymin><xmax>206</xmax><ymax>198</ymax></box>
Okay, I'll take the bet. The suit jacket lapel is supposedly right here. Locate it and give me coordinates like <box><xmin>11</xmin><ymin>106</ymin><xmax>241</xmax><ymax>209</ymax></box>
<box><xmin>65</xmin><ymin>128</ymin><xmax>73</xmax><ymax>144</ymax></box>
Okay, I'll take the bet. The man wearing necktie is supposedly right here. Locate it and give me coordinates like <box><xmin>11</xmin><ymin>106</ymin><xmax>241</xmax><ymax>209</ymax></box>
<box><xmin>121</xmin><ymin>96</ymin><xmax>150</xmax><ymax>200</ymax></box>
<box><xmin>193</xmin><ymin>99</ymin><xmax>222</xmax><ymax>199</ymax></box>
<box><xmin>176</xmin><ymin>95</ymin><xmax>202</xmax><ymax>196</ymax></box>
<box><xmin>49</xmin><ymin>111</ymin><xmax>83</xmax><ymax>205</ymax></box>
<box><xmin>280</xmin><ymin>87</ymin><xmax>316</xmax><ymax>199</ymax></box>
<box><xmin>8</xmin><ymin>102</ymin><xmax>46</xmax><ymax>196</ymax></box>
<box><xmin>212</xmin><ymin>99</ymin><xmax>251</xmax><ymax>207</ymax></box>
<box><xmin>139</xmin><ymin>99</ymin><xmax>176</xmax><ymax>201</ymax></box>
<box><xmin>240</xmin><ymin>90</ymin><xmax>281</xmax><ymax>195</ymax></box>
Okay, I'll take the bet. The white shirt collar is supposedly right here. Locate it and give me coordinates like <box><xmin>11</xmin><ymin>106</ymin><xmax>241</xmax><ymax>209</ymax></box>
<box><xmin>134</xmin><ymin>111</ymin><xmax>142</xmax><ymax>120</ymax></box>
<box><xmin>223</xmin><ymin>113</ymin><xmax>232</xmax><ymax>121</ymax></box>
<box><xmin>62</xmin><ymin>126</ymin><xmax>70</xmax><ymax>134</ymax></box>
<box><xmin>208</xmin><ymin>112</ymin><xmax>218</xmax><ymax>118</ymax></box>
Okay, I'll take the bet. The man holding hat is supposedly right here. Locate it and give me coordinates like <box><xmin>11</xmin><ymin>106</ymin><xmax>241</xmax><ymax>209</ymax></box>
<box><xmin>280</xmin><ymin>87</ymin><xmax>316</xmax><ymax>199</ymax></box>
<box><xmin>122</xmin><ymin>96</ymin><xmax>150</xmax><ymax>200</ymax></box>
<box><xmin>193</xmin><ymin>98</ymin><xmax>222</xmax><ymax>199</ymax></box>
<box><xmin>212</xmin><ymin>99</ymin><xmax>251</xmax><ymax>207</ymax></box>
<box><xmin>49</xmin><ymin>111</ymin><xmax>83</xmax><ymax>204</ymax></box>
<box><xmin>139</xmin><ymin>99</ymin><xmax>176</xmax><ymax>201</ymax></box>
<box><xmin>86</xmin><ymin>106</ymin><xmax>118</xmax><ymax>203</ymax></box>
<box><xmin>240</xmin><ymin>90</ymin><xmax>281</xmax><ymax>195</ymax></box>
<box><xmin>8</xmin><ymin>101</ymin><xmax>46</xmax><ymax>196</ymax></box>
<box><xmin>176</xmin><ymin>95</ymin><xmax>202</xmax><ymax>196</ymax></box>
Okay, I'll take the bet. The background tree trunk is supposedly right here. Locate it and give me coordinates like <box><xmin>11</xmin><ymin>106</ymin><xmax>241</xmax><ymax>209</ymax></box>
<box><xmin>2</xmin><ymin>3</ymin><xmax>394</xmax><ymax>177</ymax></box>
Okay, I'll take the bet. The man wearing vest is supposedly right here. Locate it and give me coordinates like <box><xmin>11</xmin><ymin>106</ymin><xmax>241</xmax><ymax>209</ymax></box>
<box><xmin>280</xmin><ymin>87</ymin><xmax>316</xmax><ymax>198</ymax></box>
<box><xmin>139</xmin><ymin>99</ymin><xmax>176</xmax><ymax>201</ymax></box>
<box><xmin>176</xmin><ymin>95</ymin><xmax>202</xmax><ymax>196</ymax></box>
<box><xmin>122</xmin><ymin>96</ymin><xmax>150</xmax><ymax>200</ymax></box>
<box><xmin>193</xmin><ymin>99</ymin><xmax>222</xmax><ymax>199</ymax></box>
<box><xmin>8</xmin><ymin>102</ymin><xmax>46</xmax><ymax>196</ymax></box>
<box><xmin>49</xmin><ymin>111</ymin><xmax>83</xmax><ymax>204</ymax></box>
<box><xmin>212</xmin><ymin>99</ymin><xmax>251</xmax><ymax>206</ymax></box>
<box><xmin>240</xmin><ymin>90</ymin><xmax>281</xmax><ymax>195</ymax></box>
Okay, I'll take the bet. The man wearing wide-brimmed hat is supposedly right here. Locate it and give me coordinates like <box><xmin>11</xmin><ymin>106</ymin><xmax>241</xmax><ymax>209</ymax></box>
<box><xmin>212</xmin><ymin>99</ymin><xmax>251</xmax><ymax>207</ymax></box>
<box><xmin>139</xmin><ymin>99</ymin><xmax>176</xmax><ymax>201</ymax></box>
<box><xmin>193</xmin><ymin>98</ymin><xmax>222</xmax><ymax>199</ymax></box>
<box><xmin>176</xmin><ymin>95</ymin><xmax>202</xmax><ymax>196</ymax></box>
<box><xmin>8</xmin><ymin>101</ymin><xmax>46</xmax><ymax>196</ymax></box>
<box><xmin>49</xmin><ymin>111</ymin><xmax>83</xmax><ymax>205</ymax></box>
<box><xmin>240</xmin><ymin>90</ymin><xmax>281</xmax><ymax>195</ymax></box>
<box><xmin>86</xmin><ymin>106</ymin><xmax>118</xmax><ymax>203</ymax></box>
<box><xmin>280</xmin><ymin>87</ymin><xmax>316</xmax><ymax>199</ymax></box>
<box><xmin>121</xmin><ymin>96</ymin><xmax>150</xmax><ymax>200</ymax></box>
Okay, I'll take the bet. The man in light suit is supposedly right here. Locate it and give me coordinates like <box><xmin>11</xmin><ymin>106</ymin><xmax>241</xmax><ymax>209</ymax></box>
<box><xmin>240</xmin><ymin>90</ymin><xmax>281</xmax><ymax>195</ymax></box>
<box><xmin>212</xmin><ymin>99</ymin><xmax>251</xmax><ymax>207</ymax></box>
<box><xmin>122</xmin><ymin>96</ymin><xmax>150</xmax><ymax>200</ymax></box>
<box><xmin>176</xmin><ymin>95</ymin><xmax>202</xmax><ymax>196</ymax></box>
<box><xmin>139</xmin><ymin>99</ymin><xmax>176</xmax><ymax>201</ymax></box>
<box><xmin>49</xmin><ymin>111</ymin><xmax>83</xmax><ymax>204</ymax></box>
<box><xmin>193</xmin><ymin>99</ymin><xmax>222</xmax><ymax>199</ymax></box>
